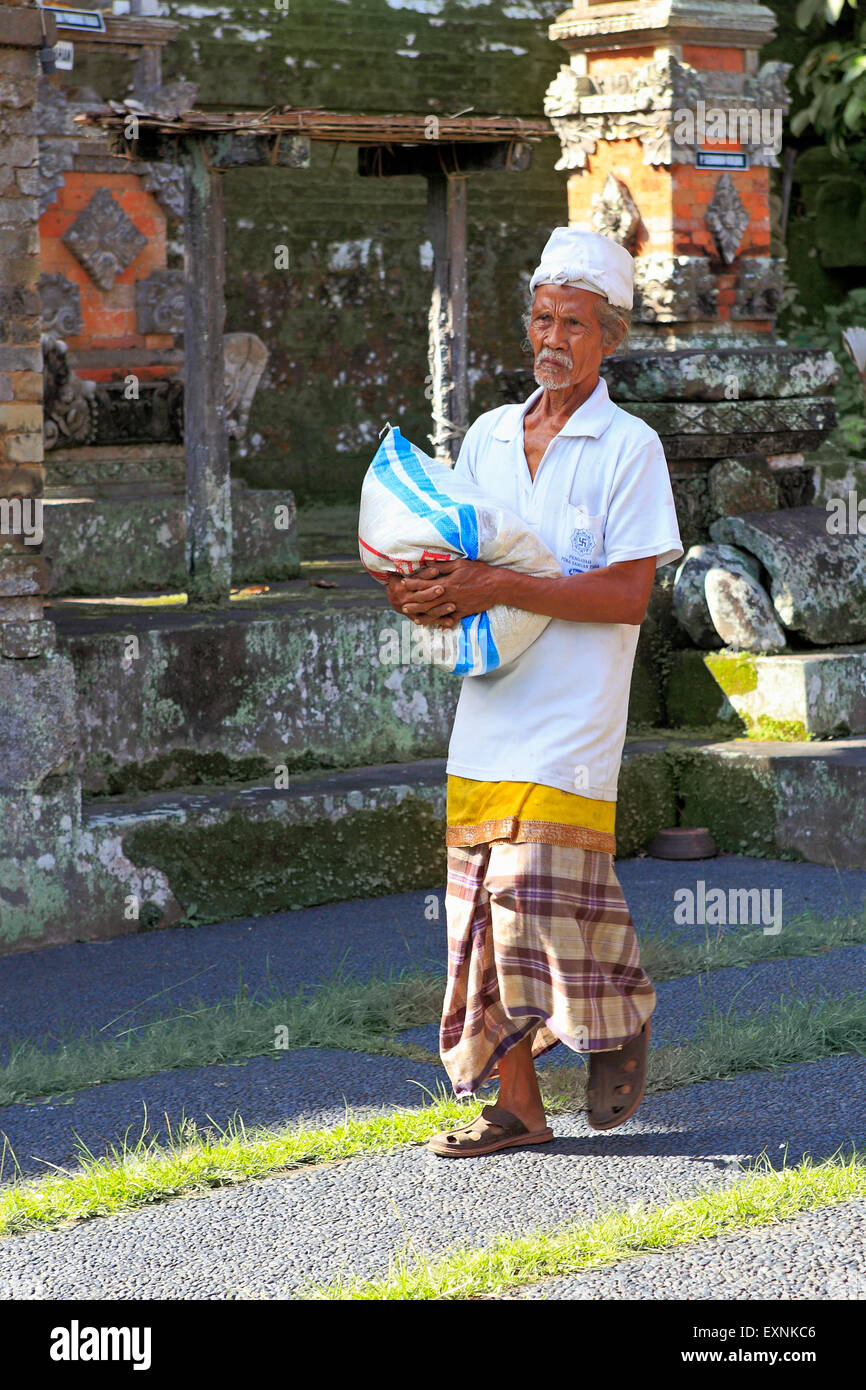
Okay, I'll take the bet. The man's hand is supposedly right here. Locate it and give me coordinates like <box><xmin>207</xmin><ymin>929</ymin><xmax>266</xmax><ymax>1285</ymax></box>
<box><xmin>382</xmin><ymin>559</ymin><xmax>499</xmax><ymax>628</ymax></box>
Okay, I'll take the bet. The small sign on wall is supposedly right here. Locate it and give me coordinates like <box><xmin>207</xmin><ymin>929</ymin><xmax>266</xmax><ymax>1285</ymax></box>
<box><xmin>696</xmin><ymin>150</ymin><xmax>750</xmax><ymax>170</ymax></box>
<box><xmin>53</xmin><ymin>39</ymin><xmax>74</xmax><ymax>70</ymax></box>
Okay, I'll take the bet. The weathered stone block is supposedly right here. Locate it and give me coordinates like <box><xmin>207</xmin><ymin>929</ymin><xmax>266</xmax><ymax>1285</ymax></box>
<box><xmin>603</xmin><ymin>347</ymin><xmax>838</xmax><ymax>403</ymax></box>
<box><xmin>665</xmin><ymin>648</ymin><xmax>744</xmax><ymax>731</ymax></box>
<box><xmin>0</xmin><ymin>595</ymin><xmax>42</xmax><ymax>622</ymax></box>
<box><xmin>674</xmin><ymin>739</ymin><xmax>866</xmax><ymax>869</ymax></box>
<box><xmin>0</xmin><ymin>347</ymin><xmax>41</xmax><ymax>372</ymax></box>
<box><xmin>704</xmin><ymin>567</ymin><xmax>786</xmax><ymax>653</ymax></box>
<box><xmin>42</xmin><ymin>485</ymin><xmax>300</xmax><ymax>596</ymax></box>
<box><xmin>711</xmin><ymin>506</ymin><xmax>866</xmax><ymax>644</ymax></box>
<box><xmin>0</xmin><ymin>552</ymin><xmax>47</xmax><ymax>596</ymax></box>
<box><xmin>0</xmin><ymin>618</ymin><xmax>55</xmax><ymax>659</ymax></box>
<box><xmin>704</xmin><ymin>646</ymin><xmax>866</xmax><ymax>740</ymax></box>
<box><xmin>4</xmin><ymin>432</ymin><xmax>43</xmax><ymax>465</ymax></box>
<box><xmin>707</xmin><ymin>455</ymin><xmax>778</xmax><ymax>518</ymax></box>
<box><xmin>673</xmin><ymin>542</ymin><xmax>761</xmax><ymax>648</ymax></box>
<box><xmin>0</xmin><ymin>650</ymin><xmax>77</xmax><ymax>789</ymax></box>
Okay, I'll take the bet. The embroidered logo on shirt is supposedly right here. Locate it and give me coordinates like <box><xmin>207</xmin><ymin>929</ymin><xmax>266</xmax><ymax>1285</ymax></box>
<box><xmin>563</xmin><ymin>524</ymin><xmax>600</xmax><ymax>574</ymax></box>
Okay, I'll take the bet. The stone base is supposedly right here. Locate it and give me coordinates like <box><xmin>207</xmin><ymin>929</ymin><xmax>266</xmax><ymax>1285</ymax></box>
<box><xmin>667</xmin><ymin>646</ymin><xmax>866</xmax><ymax>739</ymax></box>
<box><xmin>675</xmin><ymin>739</ymin><xmax>866</xmax><ymax>868</ymax></box>
<box><xmin>0</xmin><ymin>746</ymin><xmax>676</xmax><ymax>952</ymax></box>
<box><xmin>41</xmin><ymin>481</ymin><xmax>300</xmax><ymax>595</ymax></box>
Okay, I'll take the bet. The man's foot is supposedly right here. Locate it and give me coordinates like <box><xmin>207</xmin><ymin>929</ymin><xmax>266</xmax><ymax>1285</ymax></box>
<box><xmin>428</xmin><ymin>1103</ymin><xmax>554</xmax><ymax>1158</ymax></box>
<box><xmin>586</xmin><ymin>1019</ymin><xmax>651</xmax><ymax>1131</ymax></box>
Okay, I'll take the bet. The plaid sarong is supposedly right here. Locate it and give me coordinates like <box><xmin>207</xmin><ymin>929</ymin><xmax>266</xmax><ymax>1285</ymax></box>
<box><xmin>440</xmin><ymin>839</ymin><xmax>657</xmax><ymax>1097</ymax></box>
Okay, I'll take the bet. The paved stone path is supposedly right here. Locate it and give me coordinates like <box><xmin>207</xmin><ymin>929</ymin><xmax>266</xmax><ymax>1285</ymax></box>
<box><xmin>485</xmin><ymin>1200</ymin><xmax>866</xmax><ymax>1301</ymax></box>
<box><xmin>0</xmin><ymin>1055</ymin><xmax>863</xmax><ymax>1298</ymax></box>
<box><xmin>0</xmin><ymin>858</ymin><xmax>864</xmax><ymax>1300</ymax></box>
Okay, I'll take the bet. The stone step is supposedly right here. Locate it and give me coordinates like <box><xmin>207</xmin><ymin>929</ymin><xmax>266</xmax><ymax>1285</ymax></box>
<box><xmin>74</xmin><ymin>744</ymin><xmax>674</xmax><ymax>936</ymax></box>
<box><xmin>667</xmin><ymin>645</ymin><xmax>866</xmax><ymax>739</ymax></box>
<box><xmin>47</xmin><ymin>583</ymin><xmax>667</xmax><ymax>796</ymax></box>
<box><xmin>675</xmin><ymin>737</ymin><xmax>866</xmax><ymax>866</ymax></box>
<box><xmin>5</xmin><ymin>736</ymin><xmax>866</xmax><ymax>951</ymax></box>
<box><xmin>42</xmin><ymin>483</ymin><xmax>300</xmax><ymax>596</ymax></box>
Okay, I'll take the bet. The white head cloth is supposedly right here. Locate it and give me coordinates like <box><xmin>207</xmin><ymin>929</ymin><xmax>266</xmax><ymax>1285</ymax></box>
<box><xmin>529</xmin><ymin>226</ymin><xmax>634</xmax><ymax>310</ymax></box>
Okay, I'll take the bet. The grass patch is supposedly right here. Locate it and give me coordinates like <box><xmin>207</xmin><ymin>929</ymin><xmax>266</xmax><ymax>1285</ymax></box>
<box><xmin>2</xmin><ymin>989</ymin><xmax>866</xmax><ymax>1238</ymax></box>
<box><xmin>308</xmin><ymin>1148</ymin><xmax>866</xmax><ymax>1300</ymax></box>
<box><xmin>0</xmin><ymin>967</ymin><xmax>443</xmax><ymax>1109</ymax></box>
<box><xmin>2</xmin><ymin>907</ymin><xmax>865</xmax><ymax>1108</ymax></box>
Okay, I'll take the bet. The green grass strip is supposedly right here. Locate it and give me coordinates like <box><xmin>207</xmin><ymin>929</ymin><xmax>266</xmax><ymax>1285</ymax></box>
<box><xmin>307</xmin><ymin>1149</ymin><xmax>866</xmax><ymax>1301</ymax></box>
<box><xmin>0</xmin><ymin>968</ymin><xmax>444</xmax><ymax>1108</ymax></box>
<box><xmin>1</xmin><ymin>989</ymin><xmax>865</xmax><ymax>1238</ymax></box>
<box><xmin>2</xmin><ymin>905</ymin><xmax>865</xmax><ymax>1108</ymax></box>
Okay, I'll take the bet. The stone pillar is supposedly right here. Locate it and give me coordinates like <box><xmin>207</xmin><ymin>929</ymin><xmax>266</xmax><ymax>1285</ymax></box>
<box><xmin>544</xmin><ymin>0</ymin><xmax>839</xmax><ymax>547</ymax></box>
<box><xmin>0</xmin><ymin>5</ymin><xmax>80</xmax><ymax>951</ymax></box>
<box><xmin>0</xmin><ymin>7</ymin><xmax>52</xmax><ymax>655</ymax></box>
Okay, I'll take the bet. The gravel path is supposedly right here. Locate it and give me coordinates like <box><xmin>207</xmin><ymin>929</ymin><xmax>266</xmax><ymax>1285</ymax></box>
<box><xmin>0</xmin><ymin>1054</ymin><xmax>863</xmax><ymax>1299</ymax></box>
<box><xmin>0</xmin><ymin>1050</ymin><xmax>444</xmax><ymax>1182</ymax></box>
<box><xmin>2</xmin><ymin>940</ymin><xmax>864</xmax><ymax>1181</ymax></box>
<box><xmin>2</xmin><ymin>856</ymin><xmax>862</xmax><ymax>1057</ymax></box>
<box><xmin>487</xmin><ymin>1200</ymin><xmax>866</xmax><ymax>1301</ymax></box>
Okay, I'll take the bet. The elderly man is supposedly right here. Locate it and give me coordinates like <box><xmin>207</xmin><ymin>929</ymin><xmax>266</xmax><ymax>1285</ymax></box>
<box><xmin>384</xmin><ymin>227</ymin><xmax>682</xmax><ymax>1157</ymax></box>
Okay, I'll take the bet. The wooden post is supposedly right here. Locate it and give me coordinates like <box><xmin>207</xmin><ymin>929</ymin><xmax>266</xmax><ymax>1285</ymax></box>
<box><xmin>426</xmin><ymin>171</ymin><xmax>469</xmax><ymax>465</ymax></box>
<box><xmin>181</xmin><ymin>140</ymin><xmax>232</xmax><ymax>606</ymax></box>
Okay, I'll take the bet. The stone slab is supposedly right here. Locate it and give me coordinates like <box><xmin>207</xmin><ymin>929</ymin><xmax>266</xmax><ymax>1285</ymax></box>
<box><xmin>711</xmin><ymin>506</ymin><xmax>866</xmax><ymax>644</ymax></box>
<box><xmin>41</xmin><ymin>486</ymin><xmax>300</xmax><ymax>596</ymax></box>
<box><xmin>602</xmin><ymin>346</ymin><xmax>839</xmax><ymax>402</ymax></box>
<box><xmin>674</xmin><ymin>738</ymin><xmax>866</xmax><ymax>868</ymax></box>
<box><xmin>0</xmin><ymin>744</ymin><xmax>675</xmax><ymax>951</ymax></box>
<box><xmin>701</xmin><ymin>646</ymin><xmax>866</xmax><ymax>739</ymax></box>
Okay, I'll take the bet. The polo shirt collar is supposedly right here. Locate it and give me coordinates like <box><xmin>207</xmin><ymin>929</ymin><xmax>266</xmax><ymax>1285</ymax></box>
<box><xmin>492</xmin><ymin>375</ymin><xmax>616</xmax><ymax>442</ymax></box>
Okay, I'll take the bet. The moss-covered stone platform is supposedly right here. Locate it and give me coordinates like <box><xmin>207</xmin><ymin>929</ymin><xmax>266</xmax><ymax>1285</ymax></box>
<box><xmin>4</xmin><ymin>570</ymin><xmax>866</xmax><ymax>953</ymax></box>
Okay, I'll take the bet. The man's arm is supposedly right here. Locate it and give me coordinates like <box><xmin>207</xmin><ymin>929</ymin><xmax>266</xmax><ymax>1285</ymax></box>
<box><xmin>383</xmin><ymin>554</ymin><xmax>657</xmax><ymax>627</ymax></box>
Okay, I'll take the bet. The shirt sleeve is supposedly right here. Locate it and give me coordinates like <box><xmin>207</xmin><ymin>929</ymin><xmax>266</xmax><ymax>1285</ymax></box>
<box><xmin>603</xmin><ymin>430</ymin><xmax>684</xmax><ymax>569</ymax></box>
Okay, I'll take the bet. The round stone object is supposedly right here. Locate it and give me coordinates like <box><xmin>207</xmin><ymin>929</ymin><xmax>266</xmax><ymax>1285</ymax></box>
<box><xmin>704</xmin><ymin>565</ymin><xmax>787</xmax><ymax>653</ymax></box>
<box><xmin>672</xmin><ymin>542</ymin><xmax>762</xmax><ymax>648</ymax></box>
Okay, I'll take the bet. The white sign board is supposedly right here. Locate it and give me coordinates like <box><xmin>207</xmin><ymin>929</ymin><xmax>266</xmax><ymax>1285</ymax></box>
<box><xmin>53</xmin><ymin>39</ymin><xmax>74</xmax><ymax>70</ymax></box>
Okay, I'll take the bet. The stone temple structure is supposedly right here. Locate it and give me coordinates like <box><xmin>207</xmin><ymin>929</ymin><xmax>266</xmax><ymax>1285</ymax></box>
<box><xmin>529</xmin><ymin>0</ymin><xmax>866</xmax><ymax>863</ymax></box>
<box><xmin>517</xmin><ymin>0</ymin><xmax>841</xmax><ymax>549</ymax></box>
<box><xmin>2</xmin><ymin>0</ymin><xmax>866</xmax><ymax>956</ymax></box>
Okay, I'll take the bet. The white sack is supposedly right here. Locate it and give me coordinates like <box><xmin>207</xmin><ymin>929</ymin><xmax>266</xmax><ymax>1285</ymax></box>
<box><xmin>358</xmin><ymin>426</ymin><xmax>562</xmax><ymax>676</ymax></box>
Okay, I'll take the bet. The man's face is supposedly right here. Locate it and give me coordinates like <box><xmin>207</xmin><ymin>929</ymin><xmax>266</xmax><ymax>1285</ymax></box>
<box><xmin>528</xmin><ymin>284</ymin><xmax>606</xmax><ymax>391</ymax></box>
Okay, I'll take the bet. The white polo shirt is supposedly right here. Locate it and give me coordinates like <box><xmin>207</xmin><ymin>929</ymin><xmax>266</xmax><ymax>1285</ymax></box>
<box><xmin>445</xmin><ymin>376</ymin><xmax>683</xmax><ymax>801</ymax></box>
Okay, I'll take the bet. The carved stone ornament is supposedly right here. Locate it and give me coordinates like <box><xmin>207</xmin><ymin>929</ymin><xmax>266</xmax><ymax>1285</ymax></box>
<box><xmin>550</xmin><ymin>117</ymin><xmax>598</xmax><ymax>172</ymax></box>
<box><xmin>143</xmin><ymin>163</ymin><xmax>184</xmax><ymax>222</ymax></box>
<box><xmin>224</xmin><ymin>333</ymin><xmax>269</xmax><ymax>441</ymax></box>
<box><xmin>591</xmin><ymin>173</ymin><xmax>642</xmax><ymax>249</ymax></box>
<box><xmin>62</xmin><ymin>188</ymin><xmax>147</xmax><ymax>292</ymax></box>
<box><xmin>39</xmin><ymin>142</ymin><xmax>75</xmax><ymax>216</ymax></box>
<box><xmin>546</xmin><ymin>55</ymin><xmax>792</xmax><ymax>170</ymax></box>
<box><xmin>543</xmin><ymin>66</ymin><xmax>591</xmax><ymax>119</ymax></box>
<box><xmin>136</xmin><ymin>269</ymin><xmax>184</xmax><ymax>335</ymax></box>
<box><xmin>39</xmin><ymin>273</ymin><xmax>82</xmax><ymax>338</ymax></box>
<box><xmin>705</xmin><ymin>173</ymin><xmax>749</xmax><ymax>264</ymax></box>
<box><xmin>633</xmin><ymin>255</ymin><xmax>718</xmax><ymax>323</ymax></box>
<box><xmin>41</xmin><ymin>334</ymin><xmax>98</xmax><ymax>451</ymax></box>
<box><xmin>731</xmin><ymin>257</ymin><xmax>785</xmax><ymax>321</ymax></box>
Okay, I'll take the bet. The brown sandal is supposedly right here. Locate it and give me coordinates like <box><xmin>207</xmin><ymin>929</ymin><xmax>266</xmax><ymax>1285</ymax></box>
<box><xmin>586</xmin><ymin>1019</ymin><xmax>651</xmax><ymax>1131</ymax></box>
<box><xmin>428</xmin><ymin>1103</ymin><xmax>554</xmax><ymax>1158</ymax></box>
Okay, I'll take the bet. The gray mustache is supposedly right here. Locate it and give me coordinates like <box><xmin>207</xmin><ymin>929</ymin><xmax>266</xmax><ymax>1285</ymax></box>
<box><xmin>536</xmin><ymin>350</ymin><xmax>573</xmax><ymax>368</ymax></box>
